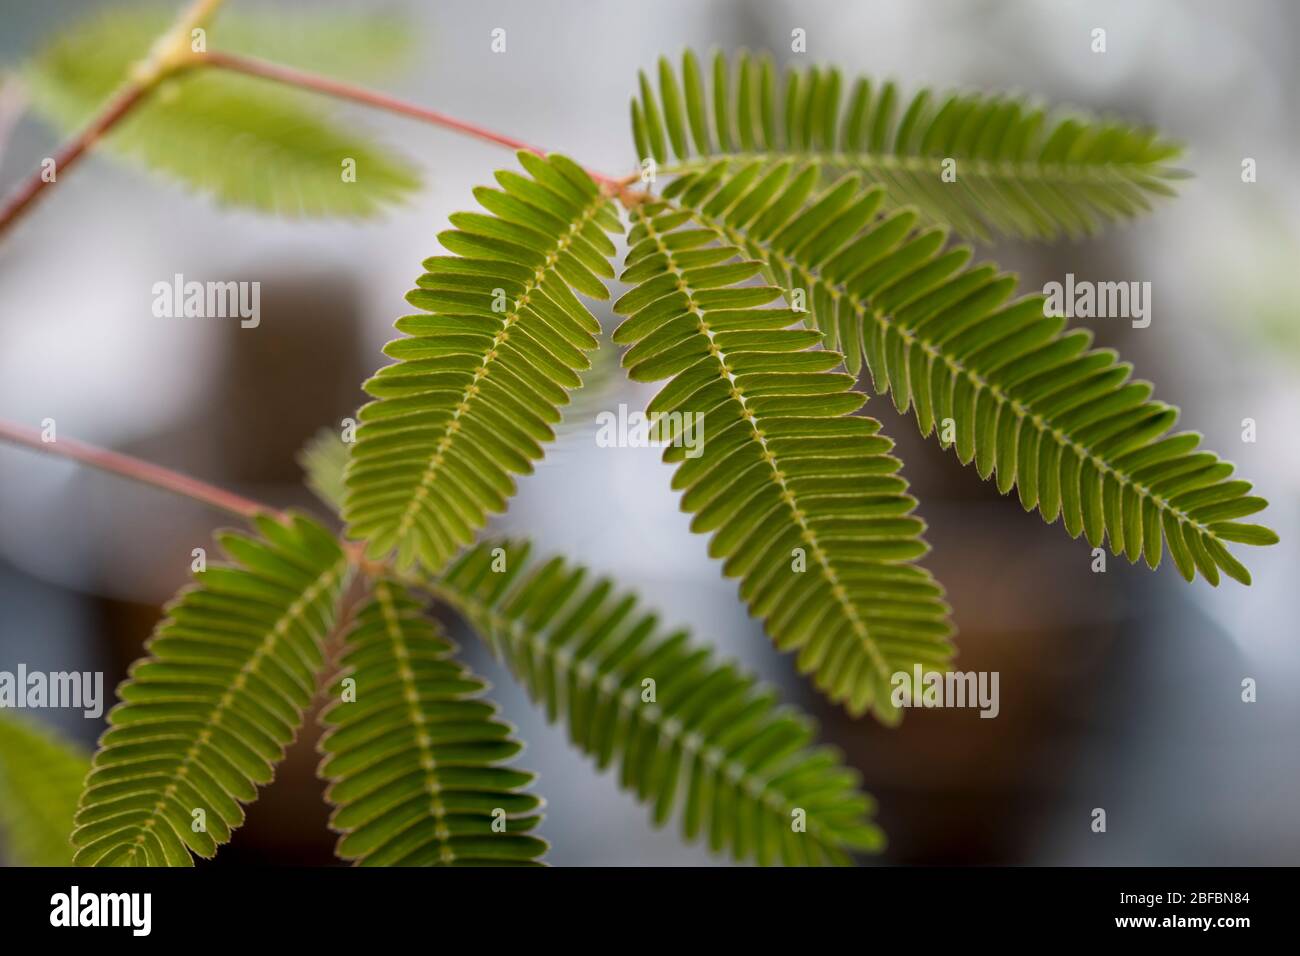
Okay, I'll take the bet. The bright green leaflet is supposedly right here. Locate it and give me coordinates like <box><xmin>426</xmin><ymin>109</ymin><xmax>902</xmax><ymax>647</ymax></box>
<box><xmin>612</xmin><ymin>198</ymin><xmax>952</xmax><ymax>718</ymax></box>
<box><xmin>71</xmin><ymin>513</ymin><xmax>351</xmax><ymax>866</ymax></box>
<box><xmin>648</xmin><ymin>159</ymin><xmax>1277</xmax><ymax>585</ymax></box>
<box><xmin>319</xmin><ymin>577</ymin><xmax>547</xmax><ymax>866</ymax></box>
<box><xmin>343</xmin><ymin>151</ymin><xmax>622</xmax><ymax>573</ymax></box>
<box><xmin>632</xmin><ymin>50</ymin><xmax>1185</xmax><ymax>241</ymax></box>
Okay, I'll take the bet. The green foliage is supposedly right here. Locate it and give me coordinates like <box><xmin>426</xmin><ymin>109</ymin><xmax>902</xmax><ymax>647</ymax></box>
<box><xmin>654</xmin><ymin>162</ymin><xmax>1277</xmax><ymax>584</ymax></box>
<box><xmin>24</xmin><ymin>4</ymin><xmax>420</xmax><ymax>217</ymax></box>
<box><xmin>318</xmin><ymin>578</ymin><xmax>546</xmax><ymax>865</ymax></box>
<box><xmin>0</xmin><ymin>714</ymin><xmax>89</xmax><ymax>866</ymax></box>
<box><xmin>633</xmin><ymin>50</ymin><xmax>1185</xmax><ymax>240</ymax></box>
<box><xmin>3</xmin><ymin>24</ymin><xmax>1276</xmax><ymax>869</ymax></box>
<box><xmin>299</xmin><ymin>426</ymin><xmax>351</xmax><ymax>513</ymax></box>
<box><xmin>435</xmin><ymin>541</ymin><xmax>886</xmax><ymax>864</ymax></box>
<box><xmin>343</xmin><ymin>152</ymin><xmax>622</xmax><ymax>573</ymax></box>
<box><xmin>613</xmin><ymin>200</ymin><xmax>952</xmax><ymax>718</ymax></box>
<box><xmin>305</xmin><ymin>436</ymin><xmax>879</xmax><ymax>864</ymax></box>
<box><xmin>71</xmin><ymin>514</ymin><xmax>351</xmax><ymax>866</ymax></box>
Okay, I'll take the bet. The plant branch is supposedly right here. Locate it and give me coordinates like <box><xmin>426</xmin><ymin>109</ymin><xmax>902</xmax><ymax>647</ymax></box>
<box><xmin>0</xmin><ymin>0</ymin><xmax>646</xmax><ymax>242</ymax></box>
<box><xmin>0</xmin><ymin>419</ymin><xmax>270</xmax><ymax>520</ymax></box>
<box><xmin>0</xmin><ymin>0</ymin><xmax>228</xmax><ymax>242</ymax></box>
<box><xmin>0</xmin><ymin>82</ymin><xmax>153</xmax><ymax>239</ymax></box>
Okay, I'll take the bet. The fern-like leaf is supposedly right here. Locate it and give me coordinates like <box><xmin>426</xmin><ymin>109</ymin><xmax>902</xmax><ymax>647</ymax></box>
<box><xmin>0</xmin><ymin>714</ymin><xmax>89</xmax><ymax>866</ymax></box>
<box><xmin>632</xmin><ymin>50</ymin><xmax>1184</xmax><ymax>241</ymax></box>
<box><xmin>653</xmin><ymin>161</ymin><xmax>1278</xmax><ymax>584</ymax></box>
<box><xmin>612</xmin><ymin>198</ymin><xmax>952</xmax><ymax>718</ymax></box>
<box><xmin>71</xmin><ymin>514</ymin><xmax>351</xmax><ymax>866</ymax></box>
<box><xmin>318</xmin><ymin>578</ymin><xmax>546</xmax><ymax>865</ymax></box>
<box><xmin>343</xmin><ymin>152</ymin><xmax>622</xmax><ymax>572</ymax></box>
<box><xmin>433</xmin><ymin>541</ymin><xmax>885</xmax><ymax>864</ymax></box>
<box><xmin>26</xmin><ymin>5</ymin><xmax>420</xmax><ymax>218</ymax></box>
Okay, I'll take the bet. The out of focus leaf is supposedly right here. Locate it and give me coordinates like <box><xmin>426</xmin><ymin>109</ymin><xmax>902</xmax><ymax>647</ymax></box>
<box><xmin>0</xmin><ymin>713</ymin><xmax>89</xmax><ymax>866</ymax></box>
<box><xmin>299</xmin><ymin>425</ymin><xmax>351</xmax><ymax>513</ymax></box>
<box><xmin>24</xmin><ymin>4</ymin><xmax>420</xmax><ymax>218</ymax></box>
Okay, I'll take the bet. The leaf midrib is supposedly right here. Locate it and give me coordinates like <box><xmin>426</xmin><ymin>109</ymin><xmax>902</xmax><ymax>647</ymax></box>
<box><xmin>117</xmin><ymin>554</ymin><xmax>348</xmax><ymax>864</ymax></box>
<box><xmin>391</xmin><ymin>189</ymin><xmax>609</xmax><ymax>548</ymax></box>
<box><xmin>632</xmin><ymin>208</ymin><xmax>892</xmax><ymax>686</ymax></box>
<box><xmin>676</xmin><ymin>196</ymin><xmax>1218</xmax><ymax>551</ymax></box>
<box><xmin>659</xmin><ymin>151</ymin><xmax>1177</xmax><ymax>187</ymax></box>
<box><xmin>369</xmin><ymin>579</ymin><xmax>455</xmax><ymax>864</ymax></box>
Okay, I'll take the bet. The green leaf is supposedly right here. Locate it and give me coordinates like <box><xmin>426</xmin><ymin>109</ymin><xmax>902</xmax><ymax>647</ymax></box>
<box><xmin>343</xmin><ymin>152</ymin><xmax>622</xmax><ymax>573</ymax></box>
<box><xmin>655</xmin><ymin>160</ymin><xmax>1277</xmax><ymax>585</ymax></box>
<box><xmin>435</xmin><ymin>541</ymin><xmax>886</xmax><ymax>864</ymax></box>
<box><xmin>25</xmin><ymin>4</ymin><xmax>420</xmax><ymax>218</ymax></box>
<box><xmin>71</xmin><ymin>513</ymin><xmax>351</xmax><ymax>866</ymax></box>
<box><xmin>0</xmin><ymin>714</ymin><xmax>89</xmax><ymax>866</ymax></box>
<box><xmin>299</xmin><ymin>334</ymin><xmax>623</xmax><ymax>508</ymax></box>
<box><xmin>299</xmin><ymin>426</ymin><xmax>352</xmax><ymax>514</ymax></box>
<box><xmin>318</xmin><ymin>578</ymin><xmax>546</xmax><ymax>866</ymax></box>
<box><xmin>612</xmin><ymin>198</ymin><xmax>952</xmax><ymax>720</ymax></box>
<box><xmin>634</xmin><ymin>50</ymin><xmax>1186</xmax><ymax>241</ymax></box>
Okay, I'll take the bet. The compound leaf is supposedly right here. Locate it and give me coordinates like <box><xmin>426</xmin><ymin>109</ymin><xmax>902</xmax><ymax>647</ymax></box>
<box><xmin>343</xmin><ymin>152</ymin><xmax>622</xmax><ymax>573</ymax></box>
<box><xmin>435</xmin><ymin>541</ymin><xmax>887</xmax><ymax>864</ymax></box>
<box><xmin>71</xmin><ymin>513</ymin><xmax>351</xmax><ymax>866</ymax></box>
<box><xmin>634</xmin><ymin>50</ymin><xmax>1185</xmax><ymax>241</ymax></box>
<box><xmin>318</xmin><ymin>577</ymin><xmax>547</xmax><ymax>866</ymax></box>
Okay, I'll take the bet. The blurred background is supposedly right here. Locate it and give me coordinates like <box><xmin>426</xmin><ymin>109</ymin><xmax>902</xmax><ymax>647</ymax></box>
<box><xmin>0</xmin><ymin>0</ymin><xmax>1296</xmax><ymax>865</ymax></box>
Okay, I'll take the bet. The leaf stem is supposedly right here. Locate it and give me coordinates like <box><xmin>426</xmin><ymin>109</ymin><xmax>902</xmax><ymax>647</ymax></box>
<box><xmin>200</xmin><ymin>50</ymin><xmax>632</xmax><ymax>191</ymax></box>
<box><xmin>0</xmin><ymin>82</ymin><xmax>153</xmax><ymax>238</ymax></box>
<box><xmin>203</xmin><ymin>52</ymin><xmax>545</xmax><ymax>159</ymax></box>
<box><xmin>0</xmin><ymin>419</ymin><xmax>269</xmax><ymax>520</ymax></box>
<box><xmin>0</xmin><ymin>0</ymin><xmax>226</xmax><ymax>241</ymax></box>
<box><xmin>0</xmin><ymin>418</ymin><xmax>391</xmax><ymax>577</ymax></box>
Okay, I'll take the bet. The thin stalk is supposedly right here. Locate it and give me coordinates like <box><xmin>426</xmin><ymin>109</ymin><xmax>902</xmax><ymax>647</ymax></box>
<box><xmin>0</xmin><ymin>418</ymin><xmax>391</xmax><ymax>577</ymax></box>
<box><xmin>0</xmin><ymin>419</ymin><xmax>269</xmax><ymax>520</ymax></box>
<box><xmin>204</xmin><ymin>52</ymin><xmax>547</xmax><ymax>160</ymax></box>
<box><xmin>0</xmin><ymin>83</ymin><xmax>153</xmax><ymax>237</ymax></box>
<box><xmin>0</xmin><ymin>1</ymin><xmax>644</xmax><ymax>242</ymax></box>
<box><xmin>0</xmin><ymin>0</ymin><xmax>226</xmax><ymax>240</ymax></box>
<box><xmin>201</xmin><ymin>50</ymin><xmax>634</xmax><ymax>192</ymax></box>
